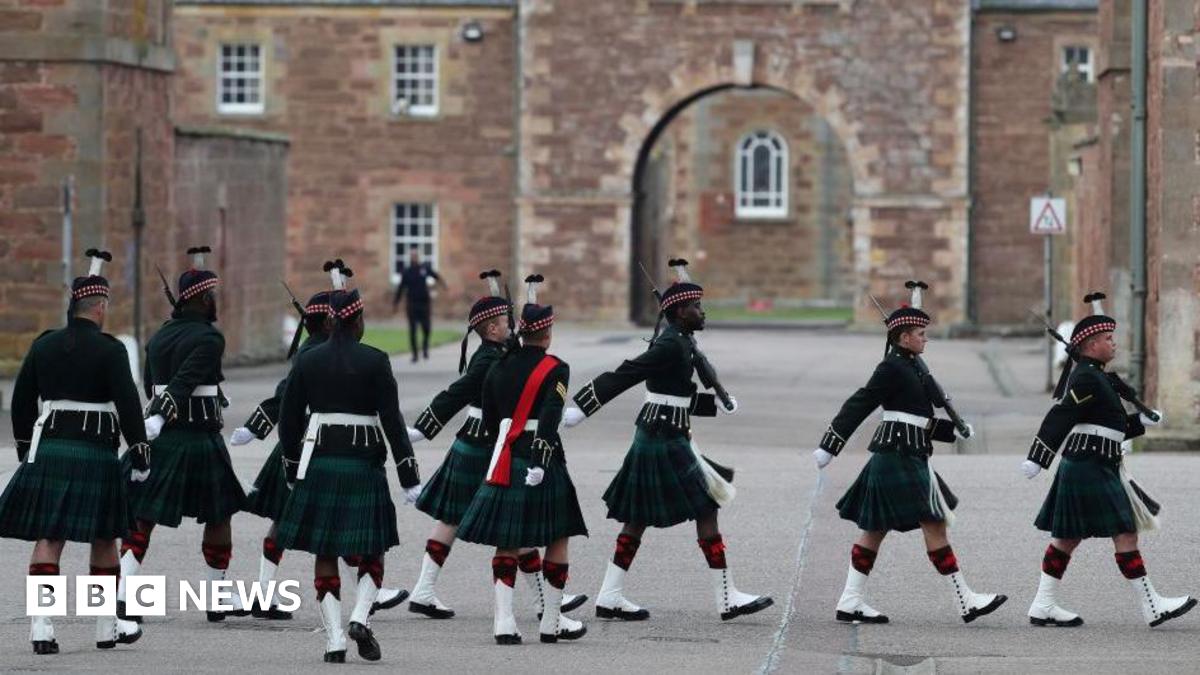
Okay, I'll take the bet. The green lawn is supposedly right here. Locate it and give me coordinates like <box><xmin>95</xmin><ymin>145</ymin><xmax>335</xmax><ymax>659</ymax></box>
<box><xmin>704</xmin><ymin>305</ymin><xmax>853</xmax><ymax>323</ymax></box>
<box><xmin>362</xmin><ymin>327</ymin><xmax>462</xmax><ymax>354</ymax></box>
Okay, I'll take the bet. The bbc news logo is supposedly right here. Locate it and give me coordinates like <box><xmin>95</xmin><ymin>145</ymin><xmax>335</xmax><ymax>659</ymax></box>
<box><xmin>26</xmin><ymin>576</ymin><xmax>302</xmax><ymax>616</ymax></box>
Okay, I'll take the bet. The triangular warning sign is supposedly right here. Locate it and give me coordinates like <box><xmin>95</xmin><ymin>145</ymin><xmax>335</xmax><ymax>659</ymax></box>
<box><xmin>1032</xmin><ymin>200</ymin><xmax>1064</xmax><ymax>234</ymax></box>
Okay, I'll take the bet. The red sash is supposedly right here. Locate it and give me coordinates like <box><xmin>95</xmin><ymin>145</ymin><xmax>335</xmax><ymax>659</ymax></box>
<box><xmin>485</xmin><ymin>355</ymin><xmax>560</xmax><ymax>487</ymax></box>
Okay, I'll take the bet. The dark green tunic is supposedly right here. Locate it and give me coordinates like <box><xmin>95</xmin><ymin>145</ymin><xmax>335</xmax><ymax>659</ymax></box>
<box><xmin>819</xmin><ymin>348</ymin><xmax>959</xmax><ymax>533</ymax></box>
<box><xmin>274</xmin><ymin>336</ymin><xmax>420</xmax><ymax>556</ymax></box>
<box><xmin>0</xmin><ymin>318</ymin><xmax>147</xmax><ymax>542</ymax></box>
<box><xmin>413</xmin><ymin>340</ymin><xmax>504</xmax><ymax>525</ymax></box>
<box><xmin>572</xmin><ymin>324</ymin><xmax>720</xmax><ymax>528</ymax></box>
<box><xmin>129</xmin><ymin>309</ymin><xmax>244</xmax><ymax>527</ymax></box>
<box><xmin>243</xmin><ymin>334</ymin><xmax>327</xmax><ymax>521</ymax></box>
<box><xmin>457</xmin><ymin>345</ymin><xmax>587</xmax><ymax>547</ymax></box>
<box><xmin>1028</xmin><ymin>358</ymin><xmax>1149</xmax><ymax>539</ymax></box>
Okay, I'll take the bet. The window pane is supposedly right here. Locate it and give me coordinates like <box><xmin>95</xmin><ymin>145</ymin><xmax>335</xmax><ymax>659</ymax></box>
<box><xmin>752</xmin><ymin>145</ymin><xmax>771</xmax><ymax>191</ymax></box>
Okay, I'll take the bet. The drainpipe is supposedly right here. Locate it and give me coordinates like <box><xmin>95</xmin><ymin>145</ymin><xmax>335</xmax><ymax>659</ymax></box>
<box><xmin>511</xmin><ymin>2</ymin><xmax>525</xmax><ymax>279</ymax></box>
<box><xmin>1128</xmin><ymin>0</ymin><xmax>1148</xmax><ymax>392</ymax></box>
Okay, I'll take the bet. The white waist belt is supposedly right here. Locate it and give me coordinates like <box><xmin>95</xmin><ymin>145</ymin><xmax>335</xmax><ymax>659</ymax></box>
<box><xmin>299</xmin><ymin>413</ymin><xmax>380</xmax><ymax>480</ymax></box>
<box><xmin>1069</xmin><ymin>423</ymin><xmax>1124</xmax><ymax>443</ymax></box>
<box><xmin>645</xmin><ymin>392</ymin><xmax>691</xmax><ymax>408</ymax></box>
<box><xmin>881</xmin><ymin>410</ymin><xmax>931</xmax><ymax>428</ymax></box>
<box><xmin>153</xmin><ymin>384</ymin><xmax>219</xmax><ymax>397</ymax></box>
<box><xmin>466</xmin><ymin>406</ymin><xmax>483</xmax><ymax>420</ymax></box>
<box><xmin>28</xmin><ymin>399</ymin><xmax>117</xmax><ymax>464</ymax></box>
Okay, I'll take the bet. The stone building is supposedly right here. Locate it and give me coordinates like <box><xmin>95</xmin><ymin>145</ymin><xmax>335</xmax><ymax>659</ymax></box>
<box><xmin>0</xmin><ymin>1</ymin><xmax>290</xmax><ymax>373</ymax></box>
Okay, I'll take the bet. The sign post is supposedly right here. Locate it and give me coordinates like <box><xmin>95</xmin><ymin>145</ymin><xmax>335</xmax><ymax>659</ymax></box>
<box><xmin>1030</xmin><ymin>194</ymin><xmax>1067</xmax><ymax>391</ymax></box>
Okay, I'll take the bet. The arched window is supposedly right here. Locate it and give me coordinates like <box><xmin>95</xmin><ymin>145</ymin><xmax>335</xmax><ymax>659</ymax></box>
<box><xmin>735</xmin><ymin>130</ymin><xmax>788</xmax><ymax>219</ymax></box>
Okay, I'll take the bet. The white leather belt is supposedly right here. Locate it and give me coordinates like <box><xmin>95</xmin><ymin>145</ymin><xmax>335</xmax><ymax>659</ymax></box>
<box><xmin>881</xmin><ymin>410</ymin><xmax>931</xmax><ymax>428</ymax></box>
<box><xmin>466</xmin><ymin>406</ymin><xmax>483</xmax><ymax>420</ymax></box>
<box><xmin>1069</xmin><ymin>423</ymin><xmax>1124</xmax><ymax>443</ymax></box>
<box><xmin>645</xmin><ymin>392</ymin><xmax>691</xmax><ymax>408</ymax></box>
<box><xmin>299</xmin><ymin>413</ymin><xmax>380</xmax><ymax>480</ymax></box>
<box><xmin>28</xmin><ymin>400</ymin><xmax>117</xmax><ymax>463</ymax></box>
<box><xmin>153</xmin><ymin>384</ymin><xmax>219</xmax><ymax>397</ymax></box>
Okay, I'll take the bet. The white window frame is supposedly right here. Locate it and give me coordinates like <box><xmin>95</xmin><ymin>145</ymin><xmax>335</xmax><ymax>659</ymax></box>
<box><xmin>1061</xmin><ymin>45</ymin><xmax>1093</xmax><ymax>84</ymax></box>
<box><xmin>392</xmin><ymin>44</ymin><xmax>439</xmax><ymax>117</ymax></box>
<box><xmin>735</xmin><ymin>130</ymin><xmax>789</xmax><ymax>219</ymax></box>
<box><xmin>217</xmin><ymin>42</ymin><xmax>265</xmax><ymax>115</ymax></box>
<box><xmin>391</xmin><ymin>203</ymin><xmax>439</xmax><ymax>285</ymax></box>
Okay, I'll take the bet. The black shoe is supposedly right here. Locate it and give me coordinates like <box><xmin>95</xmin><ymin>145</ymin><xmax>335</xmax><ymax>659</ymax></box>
<box><xmin>206</xmin><ymin>607</ymin><xmax>250</xmax><ymax>623</ymax></box>
<box><xmin>1150</xmin><ymin>597</ymin><xmax>1197</xmax><ymax>628</ymax></box>
<box><xmin>370</xmin><ymin>588</ymin><xmax>409</xmax><ymax>616</ymax></box>
<box><xmin>251</xmin><ymin>600</ymin><xmax>294</xmax><ymax>620</ymax></box>
<box><xmin>721</xmin><ymin>596</ymin><xmax>774</xmax><ymax>621</ymax></box>
<box><xmin>836</xmin><ymin>609</ymin><xmax>889</xmax><ymax>624</ymax></box>
<box><xmin>323</xmin><ymin>650</ymin><xmax>346</xmax><ymax>663</ymax></box>
<box><xmin>411</xmin><ymin>355</ymin><xmax>419</xmax><ymax>363</ymax></box>
<box><xmin>557</xmin><ymin>623</ymin><xmax>586</xmax><ymax>641</ymax></box>
<box><xmin>408</xmin><ymin>601</ymin><xmax>455</xmax><ymax>619</ymax></box>
<box><xmin>961</xmin><ymin>595</ymin><xmax>1007</xmax><ymax>624</ymax></box>
<box><xmin>595</xmin><ymin>605</ymin><xmax>650</xmax><ymax>621</ymax></box>
<box><xmin>494</xmin><ymin>633</ymin><xmax>522</xmax><ymax>645</ymax></box>
<box><xmin>1029</xmin><ymin>615</ymin><xmax>1083</xmax><ymax>627</ymax></box>
<box><xmin>347</xmin><ymin>621</ymin><xmax>381</xmax><ymax>661</ymax></box>
<box><xmin>562</xmin><ymin>593</ymin><xmax>588</xmax><ymax>614</ymax></box>
<box><xmin>97</xmin><ymin>625</ymin><xmax>142</xmax><ymax>649</ymax></box>
<box><xmin>32</xmin><ymin>640</ymin><xmax>59</xmax><ymax>655</ymax></box>
<box><xmin>117</xmin><ymin>600</ymin><xmax>143</xmax><ymax>624</ymax></box>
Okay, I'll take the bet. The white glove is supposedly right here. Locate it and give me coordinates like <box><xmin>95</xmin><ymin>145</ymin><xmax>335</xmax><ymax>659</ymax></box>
<box><xmin>407</xmin><ymin>427</ymin><xmax>426</xmax><ymax>443</ymax></box>
<box><xmin>1140</xmin><ymin>410</ymin><xmax>1163</xmax><ymax>427</ymax></box>
<box><xmin>130</xmin><ymin>469</ymin><xmax>151</xmax><ymax>483</ymax></box>
<box><xmin>1021</xmin><ymin>460</ymin><xmax>1042</xmax><ymax>480</ymax></box>
<box><xmin>403</xmin><ymin>484</ymin><xmax>424</xmax><ymax>505</ymax></box>
<box><xmin>813</xmin><ymin>448</ymin><xmax>834</xmax><ymax>470</ymax></box>
<box><xmin>228</xmin><ymin>427</ymin><xmax>255</xmax><ymax>446</ymax></box>
<box><xmin>144</xmin><ymin>415</ymin><xmax>165</xmax><ymax>441</ymax></box>
<box><xmin>562</xmin><ymin>407</ymin><xmax>586</xmax><ymax>428</ymax></box>
<box><xmin>956</xmin><ymin>423</ymin><xmax>975</xmax><ymax>440</ymax></box>
<box><xmin>525</xmin><ymin>467</ymin><xmax>545</xmax><ymax>487</ymax></box>
<box><xmin>719</xmin><ymin>396</ymin><xmax>739</xmax><ymax>415</ymax></box>
<box><xmin>1120</xmin><ymin>440</ymin><xmax>1133</xmax><ymax>456</ymax></box>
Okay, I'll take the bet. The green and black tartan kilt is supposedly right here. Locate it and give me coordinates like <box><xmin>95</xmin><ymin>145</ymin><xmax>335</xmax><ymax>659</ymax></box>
<box><xmin>244</xmin><ymin>443</ymin><xmax>290</xmax><ymax>521</ymax></box>
<box><xmin>0</xmin><ymin>438</ymin><xmax>131</xmax><ymax>542</ymax></box>
<box><xmin>122</xmin><ymin>428</ymin><xmax>245</xmax><ymax>527</ymax></box>
<box><xmin>602</xmin><ymin>429</ymin><xmax>718</xmax><ymax>529</ymax></box>
<box><xmin>457</xmin><ymin>454</ymin><xmax>588</xmax><ymax>549</ymax></box>
<box><xmin>1035</xmin><ymin>456</ymin><xmax>1136</xmax><ymax>539</ymax></box>
<box><xmin>836</xmin><ymin>449</ymin><xmax>958</xmax><ymax>533</ymax></box>
<box><xmin>274</xmin><ymin>453</ymin><xmax>399</xmax><ymax>557</ymax></box>
<box><xmin>416</xmin><ymin>437</ymin><xmax>490</xmax><ymax>526</ymax></box>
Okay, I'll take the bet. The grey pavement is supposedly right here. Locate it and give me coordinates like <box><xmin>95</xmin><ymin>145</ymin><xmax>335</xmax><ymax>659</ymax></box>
<box><xmin>0</xmin><ymin>327</ymin><xmax>1197</xmax><ymax>673</ymax></box>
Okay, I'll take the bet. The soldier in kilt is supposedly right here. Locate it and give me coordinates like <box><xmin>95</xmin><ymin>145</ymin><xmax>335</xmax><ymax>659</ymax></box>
<box><xmin>118</xmin><ymin>246</ymin><xmax>249</xmax><ymax>624</ymax></box>
<box><xmin>276</xmin><ymin>265</ymin><xmax>424</xmax><ymax>663</ymax></box>
<box><xmin>457</xmin><ymin>274</ymin><xmax>588</xmax><ymax>645</ymax></box>
<box><xmin>0</xmin><ymin>250</ymin><xmax>145</xmax><ymax>653</ymax></box>
<box><xmin>1021</xmin><ymin>293</ymin><xmax>1195</xmax><ymax>628</ymax></box>
<box><xmin>812</xmin><ymin>281</ymin><xmax>1005</xmax><ymax>625</ymax></box>
<box><xmin>566</xmin><ymin>260</ymin><xmax>772</xmax><ymax>623</ymax></box>
<box><xmin>406</xmin><ymin>270</ymin><xmax>585</xmax><ymax>621</ymax></box>
<box><xmin>228</xmin><ymin>279</ymin><xmax>408</xmax><ymax>620</ymax></box>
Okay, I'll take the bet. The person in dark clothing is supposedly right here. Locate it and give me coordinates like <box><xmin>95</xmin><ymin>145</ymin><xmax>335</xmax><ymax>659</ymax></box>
<box><xmin>0</xmin><ymin>249</ymin><xmax>146</xmax><ymax>654</ymax></box>
<box><xmin>392</xmin><ymin>248</ymin><xmax>446</xmax><ymax>362</ymax></box>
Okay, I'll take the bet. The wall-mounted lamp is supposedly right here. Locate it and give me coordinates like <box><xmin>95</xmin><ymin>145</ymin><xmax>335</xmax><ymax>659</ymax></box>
<box><xmin>1067</xmin><ymin>156</ymin><xmax>1083</xmax><ymax>177</ymax></box>
<box><xmin>461</xmin><ymin>21</ymin><xmax>484</xmax><ymax>43</ymax></box>
<box><xmin>995</xmin><ymin>25</ymin><xmax>1017</xmax><ymax>42</ymax></box>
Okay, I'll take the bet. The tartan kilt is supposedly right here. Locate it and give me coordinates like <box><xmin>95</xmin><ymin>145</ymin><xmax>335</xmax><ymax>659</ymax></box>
<box><xmin>244</xmin><ymin>443</ymin><xmax>290</xmax><ymax>521</ymax></box>
<box><xmin>0</xmin><ymin>438</ymin><xmax>130</xmax><ymax>542</ymax></box>
<box><xmin>1035</xmin><ymin>456</ymin><xmax>1136</xmax><ymax>539</ymax></box>
<box><xmin>836</xmin><ymin>450</ymin><xmax>958</xmax><ymax>533</ymax></box>
<box><xmin>602</xmin><ymin>428</ymin><xmax>718</xmax><ymax>528</ymax></box>
<box><xmin>457</xmin><ymin>454</ymin><xmax>588</xmax><ymax>549</ymax></box>
<box><xmin>122</xmin><ymin>428</ymin><xmax>245</xmax><ymax>528</ymax></box>
<box><xmin>416</xmin><ymin>437</ymin><xmax>490</xmax><ymax>525</ymax></box>
<box><xmin>274</xmin><ymin>454</ymin><xmax>399</xmax><ymax>557</ymax></box>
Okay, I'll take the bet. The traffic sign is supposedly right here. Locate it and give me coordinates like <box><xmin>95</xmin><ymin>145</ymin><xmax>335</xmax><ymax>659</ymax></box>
<box><xmin>1030</xmin><ymin>196</ymin><xmax>1066</xmax><ymax>235</ymax></box>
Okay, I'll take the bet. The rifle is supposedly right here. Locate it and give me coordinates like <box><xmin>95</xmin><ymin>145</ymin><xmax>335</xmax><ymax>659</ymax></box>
<box><xmin>1026</xmin><ymin>309</ymin><xmax>1161</xmax><ymax>422</ymax></box>
<box><xmin>636</xmin><ymin>262</ymin><xmax>735</xmax><ymax>412</ymax></box>
<box><xmin>155</xmin><ymin>263</ymin><xmax>176</xmax><ymax>307</ymax></box>
<box><xmin>282</xmin><ymin>281</ymin><xmax>306</xmax><ymax>359</ymax></box>
<box><xmin>502</xmin><ymin>281</ymin><xmax>520</xmax><ymax>353</ymax></box>
<box><xmin>869</xmin><ymin>295</ymin><xmax>972</xmax><ymax>439</ymax></box>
